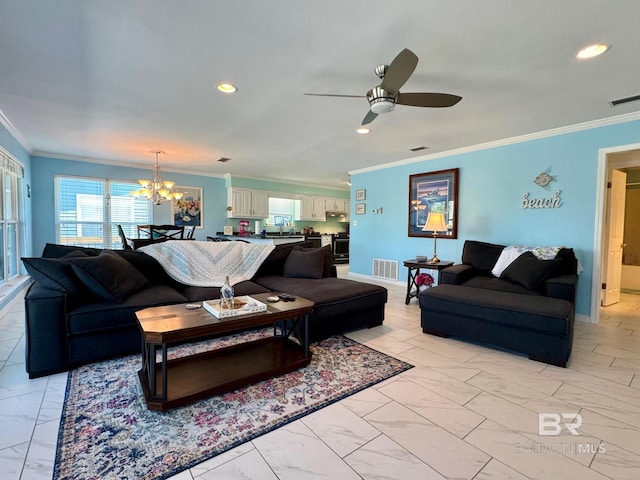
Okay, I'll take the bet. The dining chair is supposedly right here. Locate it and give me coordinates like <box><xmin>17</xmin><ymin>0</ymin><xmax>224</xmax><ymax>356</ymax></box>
<box><xmin>149</xmin><ymin>224</ymin><xmax>185</xmax><ymax>240</ymax></box>
<box><xmin>117</xmin><ymin>224</ymin><xmax>133</xmax><ymax>250</ymax></box>
<box><xmin>184</xmin><ymin>225</ymin><xmax>196</xmax><ymax>239</ymax></box>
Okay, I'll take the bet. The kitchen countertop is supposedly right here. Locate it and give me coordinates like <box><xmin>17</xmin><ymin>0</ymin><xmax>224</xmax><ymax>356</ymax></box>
<box><xmin>223</xmin><ymin>235</ymin><xmax>306</xmax><ymax>246</ymax></box>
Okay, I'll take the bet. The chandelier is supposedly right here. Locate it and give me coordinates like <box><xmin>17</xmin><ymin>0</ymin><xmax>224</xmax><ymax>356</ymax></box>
<box><xmin>132</xmin><ymin>150</ymin><xmax>182</xmax><ymax>205</ymax></box>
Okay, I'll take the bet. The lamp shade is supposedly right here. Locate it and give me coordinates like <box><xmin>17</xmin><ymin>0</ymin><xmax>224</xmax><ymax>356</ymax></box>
<box><xmin>422</xmin><ymin>212</ymin><xmax>447</xmax><ymax>233</ymax></box>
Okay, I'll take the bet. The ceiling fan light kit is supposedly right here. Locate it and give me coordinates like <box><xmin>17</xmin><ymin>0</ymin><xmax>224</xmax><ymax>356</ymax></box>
<box><xmin>304</xmin><ymin>48</ymin><xmax>462</xmax><ymax>126</ymax></box>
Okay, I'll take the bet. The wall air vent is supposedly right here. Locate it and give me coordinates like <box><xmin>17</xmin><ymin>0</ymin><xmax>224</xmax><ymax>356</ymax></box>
<box><xmin>217</xmin><ymin>157</ymin><xmax>231</xmax><ymax>163</ymax></box>
<box><xmin>409</xmin><ymin>146</ymin><xmax>428</xmax><ymax>152</ymax></box>
<box><xmin>610</xmin><ymin>94</ymin><xmax>640</xmax><ymax>107</ymax></box>
<box><xmin>372</xmin><ymin>258</ymin><xmax>398</xmax><ymax>281</ymax></box>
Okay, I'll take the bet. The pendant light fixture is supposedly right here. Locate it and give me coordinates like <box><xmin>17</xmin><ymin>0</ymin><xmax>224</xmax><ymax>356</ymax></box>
<box><xmin>132</xmin><ymin>150</ymin><xmax>182</xmax><ymax>205</ymax></box>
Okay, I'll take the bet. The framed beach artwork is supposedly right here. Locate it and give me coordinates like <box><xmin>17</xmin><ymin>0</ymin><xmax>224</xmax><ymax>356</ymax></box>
<box><xmin>173</xmin><ymin>186</ymin><xmax>203</xmax><ymax>228</ymax></box>
<box><xmin>408</xmin><ymin>168</ymin><xmax>458</xmax><ymax>238</ymax></box>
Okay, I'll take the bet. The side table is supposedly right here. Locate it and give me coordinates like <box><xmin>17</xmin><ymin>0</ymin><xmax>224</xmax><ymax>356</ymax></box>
<box><xmin>403</xmin><ymin>259</ymin><xmax>454</xmax><ymax>304</ymax></box>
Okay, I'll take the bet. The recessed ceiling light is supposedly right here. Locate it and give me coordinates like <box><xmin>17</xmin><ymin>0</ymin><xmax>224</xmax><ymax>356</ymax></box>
<box><xmin>216</xmin><ymin>83</ymin><xmax>238</xmax><ymax>94</ymax></box>
<box><xmin>575</xmin><ymin>43</ymin><xmax>610</xmax><ymax>59</ymax></box>
<box><xmin>356</xmin><ymin>127</ymin><xmax>370</xmax><ymax>134</ymax></box>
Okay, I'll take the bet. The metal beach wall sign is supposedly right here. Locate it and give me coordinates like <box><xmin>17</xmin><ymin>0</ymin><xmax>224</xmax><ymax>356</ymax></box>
<box><xmin>522</xmin><ymin>166</ymin><xmax>562</xmax><ymax>209</ymax></box>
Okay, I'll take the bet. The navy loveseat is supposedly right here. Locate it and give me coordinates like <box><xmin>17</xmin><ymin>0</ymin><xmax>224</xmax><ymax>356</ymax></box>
<box><xmin>419</xmin><ymin>240</ymin><xmax>578</xmax><ymax>367</ymax></box>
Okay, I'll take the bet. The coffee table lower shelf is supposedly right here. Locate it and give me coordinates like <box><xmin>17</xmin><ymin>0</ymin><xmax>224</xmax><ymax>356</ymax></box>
<box><xmin>138</xmin><ymin>336</ymin><xmax>311</xmax><ymax>411</ymax></box>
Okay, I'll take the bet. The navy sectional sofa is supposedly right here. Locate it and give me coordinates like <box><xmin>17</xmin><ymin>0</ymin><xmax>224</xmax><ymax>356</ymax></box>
<box><xmin>22</xmin><ymin>241</ymin><xmax>387</xmax><ymax>378</ymax></box>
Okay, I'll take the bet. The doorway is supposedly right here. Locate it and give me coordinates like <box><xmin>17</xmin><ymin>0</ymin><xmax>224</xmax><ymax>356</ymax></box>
<box><xmin>597</xmin><ymin>148</ymin><xmax>640</xmax><ymax>315</ymax></box>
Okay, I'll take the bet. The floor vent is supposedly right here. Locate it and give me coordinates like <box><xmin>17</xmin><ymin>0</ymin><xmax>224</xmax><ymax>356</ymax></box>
<box><xmin>372</xmin><ymin>258</ymin><xmax>399</xmax><ymax>281</ymax></box>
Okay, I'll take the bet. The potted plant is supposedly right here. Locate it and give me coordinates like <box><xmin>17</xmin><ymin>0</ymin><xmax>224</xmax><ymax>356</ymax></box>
<box><xmin>416</xmin><ymin>272</ymin><xmax>435</xmax><ymax>292</ymax></box>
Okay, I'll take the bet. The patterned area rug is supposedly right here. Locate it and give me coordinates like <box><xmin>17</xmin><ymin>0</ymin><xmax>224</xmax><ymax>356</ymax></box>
<box><xmin>53</xmin><ymin>330</ymin><xmax>413</xmax><ymax>480</ymax></box>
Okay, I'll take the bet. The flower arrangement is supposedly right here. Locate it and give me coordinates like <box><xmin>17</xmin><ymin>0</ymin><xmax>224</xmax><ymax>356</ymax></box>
<box><xmin>176</xmin><ymin>199</ymin><xmax>201</xmax><ymax>213</ymax></box>
<box><xmin>416</xmin><ymin>273</ymin><xmax>434</xmax><ymax>287</ymax></box>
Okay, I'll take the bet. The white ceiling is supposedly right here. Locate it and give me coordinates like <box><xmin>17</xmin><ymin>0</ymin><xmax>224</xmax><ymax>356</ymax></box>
<box><xmin>1</xmin><ymin>1</ymin><xmax>640</xmax><ymax>190</ymax></box>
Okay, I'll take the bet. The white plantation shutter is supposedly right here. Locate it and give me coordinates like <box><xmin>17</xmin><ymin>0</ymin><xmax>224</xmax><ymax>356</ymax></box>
<box><xmin>55</xmin><ymin>176</ymin><xmax>152</xmax><ymax>248</ymax></box>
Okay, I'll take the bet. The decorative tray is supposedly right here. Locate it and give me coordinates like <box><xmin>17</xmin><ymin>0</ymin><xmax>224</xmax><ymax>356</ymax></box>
<box><xmin>202</xmin><ymin>295</ymin><xmax>268</xmax><ymax>318</ymax></box>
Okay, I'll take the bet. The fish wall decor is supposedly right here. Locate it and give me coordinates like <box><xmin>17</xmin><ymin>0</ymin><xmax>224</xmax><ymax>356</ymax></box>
<box><xmin>534</xmin><ymin>166</ymin><xmax>557</xmax><ymax>190</ymax></box>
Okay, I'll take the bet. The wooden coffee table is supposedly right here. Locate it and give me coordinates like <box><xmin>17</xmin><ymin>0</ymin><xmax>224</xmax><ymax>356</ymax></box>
<box><xmin>135</xmin><ymin>292</ymin><xmax>314</xmax><ymax>411</ymax></box>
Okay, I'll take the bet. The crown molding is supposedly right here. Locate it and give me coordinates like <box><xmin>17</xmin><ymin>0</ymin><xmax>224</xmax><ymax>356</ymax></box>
<box><xmin>349</xmin><ymin>111</ymin><xmax>640</xmax><ymax>176</ymax></box>
<box><xmin>0</xmin><ymin>108</ymin><xmax>33</xmax><ymax>154</ymax></box>
<box><xmin>31</xmin><ymin>151</ymin><xmax>227</xmax><ymax>178</ymax></box>
<box><xmin>224</xmin><ymin>172</ymin><xmax>350</xmax><ymax>192</ymax></box>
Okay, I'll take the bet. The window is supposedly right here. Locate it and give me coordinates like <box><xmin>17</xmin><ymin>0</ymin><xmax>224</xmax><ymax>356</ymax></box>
<box><xmin>0</xmin><ymin>148</ymin><xmax>24</xmax><ymax>284</ymax></box>
<box><xmin>267</xmin><ymin>197</ymin><xmax>295</xmax><ymax>227</ymax></box>
<box><xmin>55</xmin><ymin>176</ymin><xmax>152</xmax><ymax>249</ymax></box>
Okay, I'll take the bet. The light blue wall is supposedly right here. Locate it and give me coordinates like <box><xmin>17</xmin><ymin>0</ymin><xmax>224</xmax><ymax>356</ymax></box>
<box><xmin>0</xmin><ymin>123</ymin><xmax>33</xmax><ymax>257</ymax></box>
<box><xmin>29</xmin><ymin>157</ymin><xmax>351</xmax><ymax>253</ymax></box>
<box><xmin>350</xmin><ymin>119</ymin><xmax>640</xmax><ymax>318</ymax></box>
<box><xmin>30</xmin><ymin>156</ymin><xmax>227</xmax><ymax>254</ymax></box>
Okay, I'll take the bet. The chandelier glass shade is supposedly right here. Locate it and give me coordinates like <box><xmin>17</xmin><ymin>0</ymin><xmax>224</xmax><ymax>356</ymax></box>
<box><xmin>131</xmin><ymin>150</ymin><xmax>182</xmax><ymax>205</ymax></box>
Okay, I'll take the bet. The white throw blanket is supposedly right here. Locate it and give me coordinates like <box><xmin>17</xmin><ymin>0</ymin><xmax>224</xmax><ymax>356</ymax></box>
<box><xmin>491</xmin><ymin>245</ymin><xmax>581</xmax><ymax>277</ymax></box>
<box><xmin>139</xmin><ymin>240</ymin><xmax>275</xmax><ymax>286</ymax></box>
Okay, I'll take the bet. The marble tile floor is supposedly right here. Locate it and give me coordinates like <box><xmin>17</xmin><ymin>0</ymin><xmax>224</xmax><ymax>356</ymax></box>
<box><xmin>1</xmin><ymin>273</ymin><xmax>639</xmax><ymax>480</ymax></box>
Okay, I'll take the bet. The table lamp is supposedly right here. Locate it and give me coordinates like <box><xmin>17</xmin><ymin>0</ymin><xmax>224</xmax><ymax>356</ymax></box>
<box><xmin>422</xmin><ymin>212</ymin><xmax>447</xmax><ymax>263</ymax></box>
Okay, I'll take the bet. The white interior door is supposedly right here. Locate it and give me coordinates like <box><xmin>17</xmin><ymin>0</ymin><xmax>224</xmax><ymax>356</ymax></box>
<box><xmin>602</xmin><ymin>169</ymin><xmax>627</xmax><ymax>306</ymax></box>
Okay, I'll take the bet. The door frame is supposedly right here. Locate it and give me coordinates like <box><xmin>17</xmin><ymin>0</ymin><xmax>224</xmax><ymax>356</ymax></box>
<box><xmin>592</xmin><ymin>142</ymin><xmax>640</xmax><ymax>323</ymax></box>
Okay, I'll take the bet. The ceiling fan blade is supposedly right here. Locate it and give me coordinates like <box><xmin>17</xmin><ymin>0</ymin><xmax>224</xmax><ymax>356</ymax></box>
<box><xmin>362</xmin><ymin>110</ymin><xmax>378</xmax><ymax>125</ymax></box>
<box><xmin>380</xmin><ymin>48</ymin><xmax>418</xmax><ymax>94</ymax></box>
<box><xmin>397</xmin><ymin>92</ymin><xmax>462</xmax><ymax>108</ymax></box>
<box><xmin>304</xmin><ymin>93</ymin><xmax>366</xmax><ymax>98</ymax></box>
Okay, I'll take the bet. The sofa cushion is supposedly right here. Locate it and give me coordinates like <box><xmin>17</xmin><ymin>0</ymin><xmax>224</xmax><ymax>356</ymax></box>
<box><xmin>180</xmin><ymin>280</ymin><xmax>271</xmax><ymax>302</ymax></box>
<box><xmin>112</xmin><ymin>249</ymin><xmax>182</xmax><ymax>287</ymax></box>
<box><xmin>42</xmin><ymin>243</ymin><xmax>102</xmax><ymax>258</ymax></box>
<box><xmin>292</xmin><ymin>244</ymin><xmax>333</xmax><ymax>278</ymax></box>
<box><xmin>253</xmin><ymin>275</ymin><xmax>387</xmax><ymax>320</ymax></box>
<box><xmin>67</xmin><ymin>285</ymin><xmax>189</xmax><ymax>335</ymax></box>
<box><xmin>68</xmin><ymin>250</ymin><xmax>151</xmax><ymax>303</ymax></box>
<box><xmin>462</xmin><ymin>240</ymin><xmax>505</xmax><ymax>272</ymax></box>
<box><xmin>253</xmin><ymin>240</ymin><xmax>314</xmax><ymax>277</ymax></box>
<box><xmin>501</xmin><ymin>251</ymin><xmax>562</xmax><ymax>290</ymax></box>
<box><xmin>21</xmin><ymin>250</ymin><xmax>90</xmax><ymax>297</ymax></box>
<box><xmin>462</xmin><ymin>276</ymin><xmax>541</xmax><ymax>296</ymax></box>
<box><xmin>283</xmin><ymin>247</ymin><xmax>325</xmax><ymax>279</ymax></box>
<box><xmin>420</xmin><ymin>285</ymin><xmax>572</xmax><ymax>336</ymax></box>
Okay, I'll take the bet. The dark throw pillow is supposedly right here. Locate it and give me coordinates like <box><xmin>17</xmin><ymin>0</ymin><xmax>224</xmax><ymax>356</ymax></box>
<box><xmin>283</xmin><ymin>247</ymin><xmax>325</xmax><ymax>279</ymax></box>
<box><xmin>501</xmin><ymin>251</ymin><xmax>561</xmax><ymax>290</ymax></box>
<box><xmin>254</xmin><ymin>241</ymin><xmax>315</xmax><ymax>277</ymax></box>
<box><xmin>67</xmin><ymin>250</ymin><xmax>151</xmax><ymax>303</ymax></box>
<box><xmin>21</xmin><ymin>250</ymin><xmax>89</xmax><ymax>296</ymax></box>
<box><xmin>462</xmin><ymin>240</ymin><xmax>506</xmax><ymax>272</ymax></box>
<box><xmin>292</xmin><ymin>244</ymin><xmax>334</xmax><ymax>278</ymax></box>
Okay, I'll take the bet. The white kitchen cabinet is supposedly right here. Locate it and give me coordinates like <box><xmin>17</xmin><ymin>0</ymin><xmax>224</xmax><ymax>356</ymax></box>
<box><xmin>227</xmin><ymin>188</ymin><xmax>269</xmax><ymax>218</ymax></box>
<box><xmin>325</xmin><ymin>197</ymin><xmax>349</xmax><ymax>213</ymax></box>
<box><xmin>297</xmin><ymin>195</ymin><xmax>326</xmax><ymax>221</ymax></box>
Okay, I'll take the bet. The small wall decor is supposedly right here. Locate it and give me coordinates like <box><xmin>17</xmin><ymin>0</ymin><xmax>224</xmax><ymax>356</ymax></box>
<box><xmin>522</xmin><ymin>166</ymin><xmax>562</xmax><ymax>208</ymax></box>
<box><xmin>355</xmin><ymin>203</ymin><xmax>366</xmax><ymax>214</ymax></box>
<box><xmin>173</xmin><ymin>186</ymin><xmax>203</xmax><ymax>228</ymax></box>
<box><xmin>534</xmin><ymin>166</ymin><xmax>557</xmax><ymax>190</ymax></box>
<box><xmin>522</xmin><ymin>190</ymin><xmax>562</xmax><ymax>209</ymax></box>
<box><xmin>408</xmin><ymin>168</ymin><xmax>459</xmax><ymax>238</ymax></box>
<box><xmin>355</xmin><ymin>189</ymin><xmax>366</xmax><ymax>201</ymax></box>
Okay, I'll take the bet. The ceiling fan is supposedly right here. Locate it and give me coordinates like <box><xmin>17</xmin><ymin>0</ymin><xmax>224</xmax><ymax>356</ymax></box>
<box><xmin>305</xmin><ymin>48</ymin><xmax>462</xmax><ymax>125</ymax></box>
